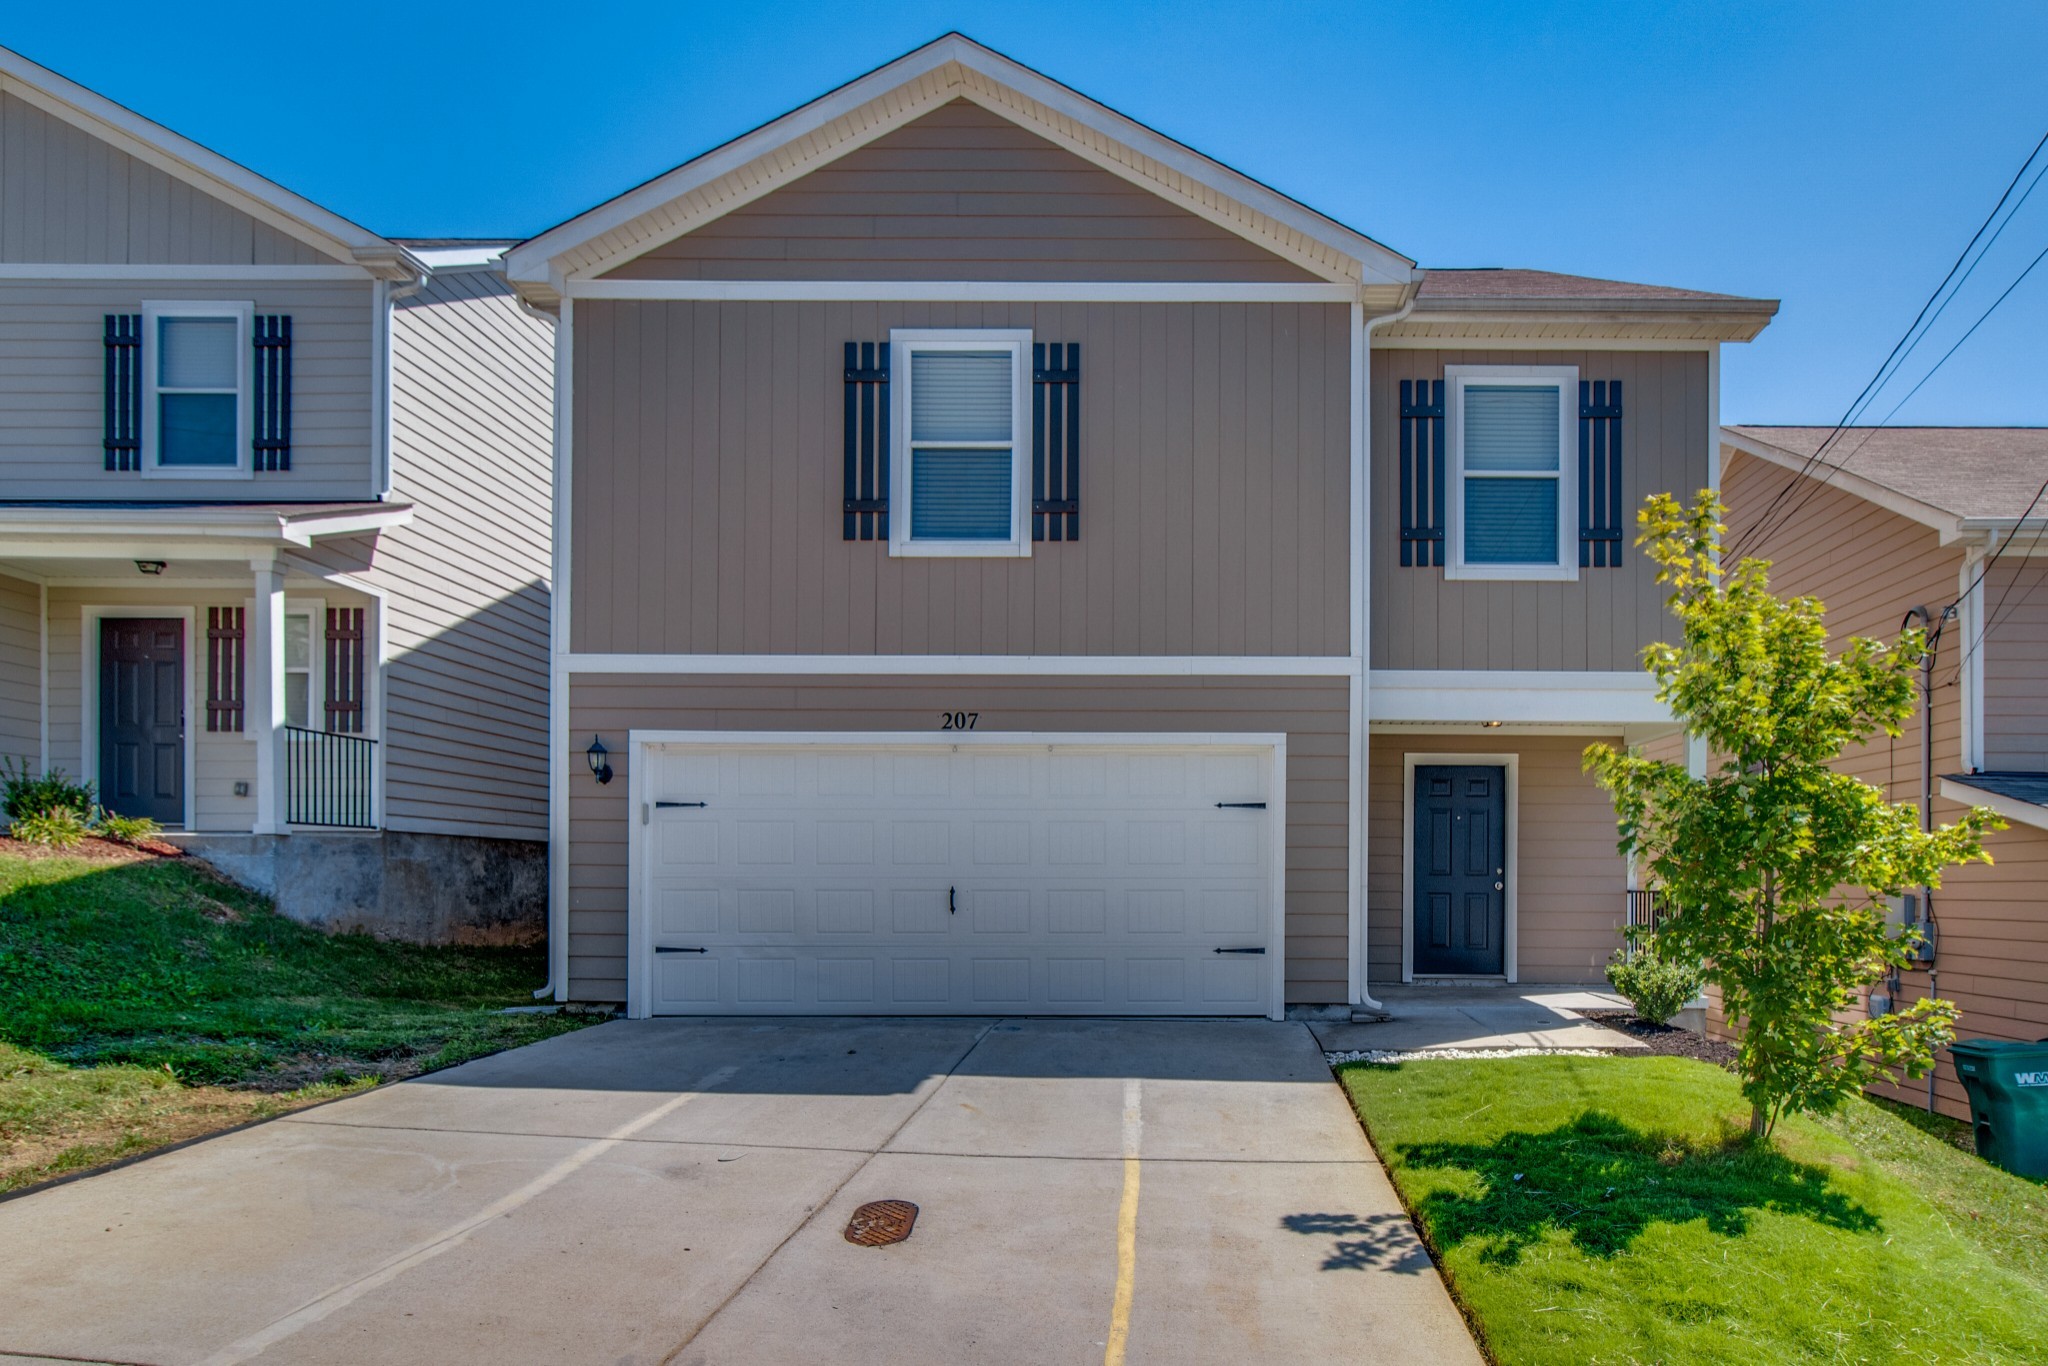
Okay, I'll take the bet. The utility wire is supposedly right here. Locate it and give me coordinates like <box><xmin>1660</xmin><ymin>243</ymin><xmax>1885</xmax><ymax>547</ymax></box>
<box><xmin>1947</xmin><ymin>473</ymin><xmax>2048</xmax><ymax>684</ymax></box>
<box><xmin>1729</xmin><ymin>129</ymin><xmax>2048</xmax><ymax>561</ymax></box>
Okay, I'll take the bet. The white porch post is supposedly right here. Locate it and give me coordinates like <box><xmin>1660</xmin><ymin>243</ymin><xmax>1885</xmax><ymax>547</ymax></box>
<box><xmin>250</xmin><ymin>555</ymin><xmax>287</xmax><ymax>835</ymax></box>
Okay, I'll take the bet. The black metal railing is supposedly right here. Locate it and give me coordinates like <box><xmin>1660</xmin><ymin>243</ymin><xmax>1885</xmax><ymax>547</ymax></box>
<box><xmin>284</xmin><ymin>726</ymin><xmax>376</xmax><ymax>828</ymax></box>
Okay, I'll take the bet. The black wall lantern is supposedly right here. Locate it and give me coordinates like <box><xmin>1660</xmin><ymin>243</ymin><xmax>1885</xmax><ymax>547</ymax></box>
<box><xmin>586</xmin><ymin>735</ymin><xmax>613</xmax><ymax>785</ymax></box>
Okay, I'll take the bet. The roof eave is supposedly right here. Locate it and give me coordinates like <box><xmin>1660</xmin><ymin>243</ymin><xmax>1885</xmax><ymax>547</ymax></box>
<box><xmin>1718</xmin><ymin>428</ymin><xmax>1969</xmax><ymax>542</ymax></box>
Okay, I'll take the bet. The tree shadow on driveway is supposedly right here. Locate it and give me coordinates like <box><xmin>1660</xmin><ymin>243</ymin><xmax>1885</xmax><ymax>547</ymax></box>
<box><xmin>1392</xmin><ymin>1110</ymin><xmax>1879</xmax><ymax>1266</ymax></box>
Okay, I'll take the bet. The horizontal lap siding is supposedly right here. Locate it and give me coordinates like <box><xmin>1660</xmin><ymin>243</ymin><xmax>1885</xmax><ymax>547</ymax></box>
<box><xmin>564</xmin><ymin>674</ymin><xmax>1350</xmax><ymax>1004</ymax></box>
<box><xmin>1982</xmin><ymin>557</ymin><xmax>2048</xmax><ymax>769</ymax></box>
<box><xmin>603</xmin><ymin>100</ymin><xmax>1313</xmax><ymax>284</ymax></box>
<box><xmin>1369</xmin><ymin>349</ymin><xmax>1708</xmax><ymax>670</ymax></box>
<box><xmin>1724</xmin><ymin>452</ymin><xmax>2043</xmax><ymax>1122</ymax></box>
<box><xmin>1367</xmin><ymin>732</ymin><xmax>1626</xmax><ymax>985</ymax></box>
<box><xmin>0</xmin><ymin>90</ymin><xmax>326</xmax><ymax>265</ymax></box>
<box><xmin>572</xmin><ymin>299</ymin><xmax>1349</xmax><ymax>656</ymax></box>
<box><xmin>0</xmin><ymin>280</ymin><xmax>376</xmax><ymax>500</ymax></box>
<box><xmin>0</xmin><ymin>573</ymin><xmax>37</xmax><ymax>766</ymax></box>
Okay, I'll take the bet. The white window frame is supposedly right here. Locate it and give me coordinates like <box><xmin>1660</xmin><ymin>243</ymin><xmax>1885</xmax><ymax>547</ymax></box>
<box><xmin>140</xmin><ymin>299</ymin><xmax>254</xmax><ymax>481</ymax></box>
<box><xmin>888</xmin><ymin>328</ymin><xmax>1033</xmax><ymax>558</ymax></box>
<box><xmin>283</xmin><ymin>599</ymin><xmax>326</xmax><ymax>732</ymax></box>
<box><xmin>1444</xmin><ymin>364</ymin><xmax>1579</xmax><ymax>582</ymax></box>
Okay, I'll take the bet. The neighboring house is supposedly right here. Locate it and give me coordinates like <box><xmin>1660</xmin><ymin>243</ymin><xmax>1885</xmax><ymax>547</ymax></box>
<box><xmin>1722</xmin><ymin>425</ymin><xmax>2048</xmax><ymax>1119</ymax></box>
<box><xmin>505</xmin><ymin>34</ymin><xmax>1777</xmax><ymax>1017</ymax></box>
<box><xmin>0</xmin><ymin>48</ymin><xmax>555</xmax><ymax>942</ymax></box>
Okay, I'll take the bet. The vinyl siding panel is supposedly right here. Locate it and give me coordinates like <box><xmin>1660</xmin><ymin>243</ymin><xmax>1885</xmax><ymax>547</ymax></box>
<box><xmin>1369</xmin><ymin>348</ymin><xmax>1709</xmax><ymax>670</ymax></box>
<box><xmin>603</xmin><ymin>100</ymin><xmax>1314</xmax><ymax>284</ymax></box>
<box><xmin>1724</xmin><ymin>450</ymin><xmax>2046</xmax><ymax>1121</ymax></box>
<box><xmin>564</xmin><ymin>674</ymin><xmax>1350</xmax><ymax>1003</ymax></box>
<box><xmin>571</xmin><ymin>299</ymin><xmax>1349</xmax><ymax>656</ymax></box>
<box><xmin>0</xmin><ymin>90</ymin><xmax>328</xmax><ymax>266</ymax></box>
<box><xmin>1367</xmin><ymin>732</ymin><xmax>1627</xmax><ymax>985</ymax></box>
<box><xmin>1981</xmin><ymin>557</ymin><xmax>2048</xmax><ymax>769</ymax></box>
<box><xmin>288</xmin><ymin>270</ymin><xmax>554</xmax><ymax>839</ymax></box>
<box><xmin>0</xmin><ymin>572</ymin><xmax>38</xmax><ymax>767</ymax></box>
<box><xmin>0</xmin><ymin>279</ymin><xmax>377</xmax><ymax>500</ymax></box>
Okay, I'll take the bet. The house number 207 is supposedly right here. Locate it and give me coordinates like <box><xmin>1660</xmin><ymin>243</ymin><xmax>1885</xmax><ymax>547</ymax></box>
<box><xmin>940</xmin><ymin>712</ymin><xmax>979</xmax><ymax>730</ymax></box>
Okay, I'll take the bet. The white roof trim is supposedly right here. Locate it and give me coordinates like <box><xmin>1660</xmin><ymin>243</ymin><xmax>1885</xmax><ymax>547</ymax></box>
<box><xmin>0</xmin><ymin>45</ymin><xmax>421</xmax><ymax>281</ymax></box>
<box><xmin>0</xmin><ymin>502</ymin><xmax>413</xmax><ymax>551</ymax></box>
<box><xmin>1718</xmin><ymin>428</ymin><xmax>1971</xmax><ymax>544</ymax></box>
<box><xmin>1940</xmin><ymin>776</ymin><xmax>2048</xmax><ymax>832</ymax></box>
<box><xmin>506</xmin><ymin>34</ymin><xmax>1415</xmax><ymax>301</ymax></box>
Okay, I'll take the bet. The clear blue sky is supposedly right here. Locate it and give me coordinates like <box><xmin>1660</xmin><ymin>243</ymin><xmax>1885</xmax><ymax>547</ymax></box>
<box><xmin>10</xmin><ymin>2</ymin><xmax>2046</xmax><ymax>424</ymax></box>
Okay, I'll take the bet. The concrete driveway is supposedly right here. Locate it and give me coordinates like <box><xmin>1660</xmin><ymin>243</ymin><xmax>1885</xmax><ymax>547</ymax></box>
<box><xmin>0</xmin><ymin>1018</ymin><xmax>1479</xmax><ymax>1365</ymax></box>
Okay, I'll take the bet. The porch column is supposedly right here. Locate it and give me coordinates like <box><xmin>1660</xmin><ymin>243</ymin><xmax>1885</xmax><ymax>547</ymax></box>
<box><xmin>249</xmin><ymin>555</ymin><xmax>287</xmax><ymax>835</ymax></box>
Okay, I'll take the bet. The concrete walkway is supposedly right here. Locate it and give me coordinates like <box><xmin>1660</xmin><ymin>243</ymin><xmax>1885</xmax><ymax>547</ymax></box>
<box><xmin>1310</xmin><ymin>984</ymin><xmax>1648</xmax><ymax>1055</ymax></box>
<box><xmin>0</xmin><ymin>1018</ymin><xmax>1480</xmax><ymax>1366</ymax></box>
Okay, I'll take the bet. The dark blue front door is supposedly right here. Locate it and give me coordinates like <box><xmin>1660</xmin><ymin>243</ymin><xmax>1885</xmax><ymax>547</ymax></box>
<box><xmin>98</xmin><ymin>618</ymin><xmax>184</xmax><ymax>825</ymax></box>
<box><xmin>1412</xmin><ymin>765</ymin><xmax>1505</xmax><ymax>975</ymax></box>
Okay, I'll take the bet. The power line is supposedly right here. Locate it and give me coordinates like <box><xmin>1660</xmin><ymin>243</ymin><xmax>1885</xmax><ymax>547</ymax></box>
<box><xmin>1948</xmin><ymin>474</ymin><xmax>2048</xmax><ymax>684</ymax></box>
<box><xmin>1729</xmin><ymin>128</ymin><xmax>2048</xmax><ymax>561</ymax></box>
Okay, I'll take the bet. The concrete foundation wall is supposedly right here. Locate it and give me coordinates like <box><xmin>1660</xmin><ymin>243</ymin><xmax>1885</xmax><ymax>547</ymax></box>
<box><xmin>175</xmin><ymin>829</ymin><xmax>545</xmax><ymax>946</ymax></box>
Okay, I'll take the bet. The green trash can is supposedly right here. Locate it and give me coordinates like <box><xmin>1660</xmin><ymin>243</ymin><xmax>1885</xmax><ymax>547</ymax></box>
<box><xmin>1950</xmin><ymin>1039</ymin><xmax>2048</xmax><ymax>1179</ymax></box>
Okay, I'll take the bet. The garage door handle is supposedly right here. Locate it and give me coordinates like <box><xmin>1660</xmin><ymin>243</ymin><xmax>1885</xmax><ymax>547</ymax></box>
<box><xmin>654</xmin><ymin>946</ymin><xmax>708</xmax><ymax>954</ymax></box>
<box><xmin>656</xmin><ymin>801</ymin><xmax>708</xmax><ymax>809</ymax></box>
<box><xmin>1215</xmin><ymin>802</ymin><xmax>1266</xmax><ymax>809</ymax></box>
<box><xmin>1213</xmin><ymin>946</ymin><xmax>1267</xmax><ymax>955</ymax></box>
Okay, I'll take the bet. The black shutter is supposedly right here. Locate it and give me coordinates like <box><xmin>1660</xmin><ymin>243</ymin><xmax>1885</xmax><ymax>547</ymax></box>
<box><xmin>1398</xmin><ymin>378</ymin><xmax>1445</xmax><ymax>567</ymax></box>
<box><xmin>253</xmin><ymin>314</ymin><xmax>292</xmax><ymax>472</ymax></box>
<box><xmin>103</xmin><ymin>314</ymin><xmax>142</xmax><ymax>472</ymax></box>
<box><xmin>842</xmin><ymin>342</ymin><xmax>890</xmax><ymax>540</ymax></box>
<box><xmin>1032</xmin><ymin>342</ymin><xmax>1080</xmax><ymax>541</ymax></box>
<box><xmin>1578</xmin><ymin>380</ymin><xmax>1623</xmax><ymax>567</ymax></box>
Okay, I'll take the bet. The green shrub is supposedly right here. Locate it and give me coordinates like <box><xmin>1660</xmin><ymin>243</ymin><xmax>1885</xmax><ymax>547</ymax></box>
<box><xmin>93</xmin><ymin>810</ymin><xmax>162</xmax><ymax>845</ymax></box>
<box><xmin>1</xmin><ymin>760</ymin><xmax>96</xmax><ymax>823</ymax></box>
<box><xmin>1608</xmin><ymin>944</ymin><xmax>1704</xmax><ymax>1023</ymax></box>
<box><xmin>10</xmin><ymin>805</ymin><xmax>92</xmax><ymax>849</ymax></box>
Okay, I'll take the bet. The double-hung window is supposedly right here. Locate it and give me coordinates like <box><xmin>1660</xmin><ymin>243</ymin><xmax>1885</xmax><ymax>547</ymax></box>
<box><xmin>142</xmin><ymin>300</ymin><xmax>252</xmax><ymax>478</ymax></box>
<box><xmin>889</xmin><ymin>329</ymin><xmax>1031</xmax><ymax>557</ymax></box>
<box><xmin>1445</xmin><ymin>365</ymin><xmax>1578</xmax><ymax>581</ymax></box>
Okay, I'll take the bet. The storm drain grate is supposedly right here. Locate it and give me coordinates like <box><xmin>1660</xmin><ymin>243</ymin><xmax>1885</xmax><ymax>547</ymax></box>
<box><xmin>844</xmin><ymin>1200</ymin><xmax>919</xmax><ymax>1247</ymax></box>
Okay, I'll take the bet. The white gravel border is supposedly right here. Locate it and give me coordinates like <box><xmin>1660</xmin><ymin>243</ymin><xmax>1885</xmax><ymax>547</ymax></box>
<box><xmin>1325</xmin><ymin>1047</ymin><xmax>1624</xmax><ymax>1064</ymax></box>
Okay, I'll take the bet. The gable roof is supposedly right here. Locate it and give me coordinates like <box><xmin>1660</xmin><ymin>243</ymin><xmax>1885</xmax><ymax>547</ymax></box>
<box><xmin>506</xmin><ymin>34</ymin><xmax>1418</xmax><ymax>306</ymax></box>
<box><xmin>0</xmin><ymin>45</ymin><xmax>419</xmax><ymax>279</ymax></box>
<box><xmin>1722</xmin><ymin>425</ymin><xmax>2048</xmax><ymax>541</ymax></box>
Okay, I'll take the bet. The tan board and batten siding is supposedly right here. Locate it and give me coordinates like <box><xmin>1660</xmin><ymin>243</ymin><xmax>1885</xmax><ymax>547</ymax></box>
<box><xmin>1366</xmin><ymin>732</ymin><xmax>1626</xmax><ymax>985</ymax></box>
<box><xmin>1370</xmin><ymin>349</ymin><xmax>1709</xmax><ymax>671</ymax></box>
<box><xmin>566</xmin><ymin>676</ymin><xmax>1350</xmax><ymax>1003</ymax></box>
<box><xmin>0</xmin><ymin>90</ymin><xmax>327</xmax><ymax>266</ymax></box>
<box><xmin>0</xmin><ymin>572</ymin><xmax>37</xmax><ymax>765</ymax></box>
<box><xmin>571</xmin><ymin>299</ymin><xmax>1351</xmax><ymax>657</ymax></box>
<box><xmin>602</xmin><ymin>100</ymin><xmax>1316</xmax><ymax>284</ymax></box>
<box><xmin>1724</xmin><ymin>449</ymin><xmax>2048</xmax><ymax>1119</ymax></box>
<box><xmin>289</xmin><ymin>270</ymin><xmax>555</xmax><ymax>840</ymax></box>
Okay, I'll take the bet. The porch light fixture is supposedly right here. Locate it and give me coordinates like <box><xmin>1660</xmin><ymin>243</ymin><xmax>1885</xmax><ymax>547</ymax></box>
<box><xmin>586</xmin><ymin>735</ymin><xmax>613</xmax><ymax>785</ymax></box>
<box><xmin>135</xmin><ymin>560</ymin><xmax>167</xmax><ymax>575</ymax></box>
<box><xmin>1479</xmin><ymin>720</ymin><xmax>1503</xmax><ymax>729</ymax></box>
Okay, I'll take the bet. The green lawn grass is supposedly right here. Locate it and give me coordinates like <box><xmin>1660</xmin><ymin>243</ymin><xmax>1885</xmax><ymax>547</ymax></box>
<box><xmin>1339</xmin><ymin>1055</ymin><xmax>2048</xmax><ymax>1366</ymax></box>
<box><xmin>1</xmin><ymin>852</ymin><xmax>597</xmax><ymax>1193</ymax></box>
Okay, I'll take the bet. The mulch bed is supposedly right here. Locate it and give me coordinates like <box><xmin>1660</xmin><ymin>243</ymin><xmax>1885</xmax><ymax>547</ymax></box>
<box><xmin>0</xmin><ymin>834</ymin><xmax>184</xmax><ymax>861</ymax></box>
<box><xmin>1578</xmin><ymin>1009</ymin><xmax>1739</xmax><ymax>1069</ymax></box>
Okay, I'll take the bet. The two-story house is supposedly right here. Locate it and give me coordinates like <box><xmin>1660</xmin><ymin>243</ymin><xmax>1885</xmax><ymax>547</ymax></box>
<box><xmin>1722</xmin><ymin>425</ymin><xmax>2047</xmax><ymax>1119</ymax></box>
<box><xmin>506</xmin><ymin>35</ymin><xmax>1776</xmax><ymax>1016</ymax></box>
<box><xmin>0</xmin><ymin>47</ymin><xmax>554</xmax><ymax>941</ymax></box>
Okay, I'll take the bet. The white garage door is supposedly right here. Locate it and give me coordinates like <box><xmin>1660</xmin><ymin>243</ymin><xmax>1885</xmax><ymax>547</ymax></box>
<box><xmin>632</xmin><ymin>737</ymin><xmax>1282</xmax><ymax>1018</ymax></box>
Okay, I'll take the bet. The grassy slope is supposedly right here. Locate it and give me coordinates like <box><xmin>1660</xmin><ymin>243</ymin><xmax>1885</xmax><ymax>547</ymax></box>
<box><xmin>1340</xmin><ymin>1056</ymin><xmax>2048</xmax><ymax>1366</ymax></box>
<box><xmin>0</xmin><ymin>853</ymin><xmax>593</xmax><ymax>1193</ymax></box>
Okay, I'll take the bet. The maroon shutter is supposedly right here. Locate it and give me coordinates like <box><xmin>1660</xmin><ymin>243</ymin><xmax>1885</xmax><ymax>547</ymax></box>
<box><xmin>205</xmin><ymin>607</ymin><xmax>245</xmax><ymax>732</ymax></box>
<box><xmin>324</xmin><ymin>607</ymin><xmax>365</xmax><ymax>733</ymax></box>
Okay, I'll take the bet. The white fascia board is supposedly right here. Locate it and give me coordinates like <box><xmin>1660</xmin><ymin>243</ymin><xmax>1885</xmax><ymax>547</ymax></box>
<box><xmin>566</xmin><ymin>653</ymin><xmax>1359</xmax><ymax>677</ymax></box>
<box><xmin>0</xmin><ymin>47</ymin><xmax>418</xmax><ymax>279</ymax></box>
<box><xmin>1370</xmin><ymin>670</ymin><xmax>1669</xmax><ymax>725</ymax></box>
<box><xmin>1940</xmin><ymin>777</ymin><xmax>2048</xmax><ymax>832</ymax></box>
<box><xmin>276</xmin><ymin>505</ymin><xmax>415</xmax><ymax>544</ymax></box>
<box><xmin>565</xmin><ymin>279</ymin><xmax>1356</xmax><ymax>303</ymax></box>
<box><xmin>0</xmin><ymin>264</ymin><xmax>373</xmax><ymax>281</ymax></box>
<box><xmin>1718</xmin><ymin>429</ymin><xmax>1965</xmax><ymax>543</ymax></box>
<box><xmin>1959</xmin><ymin>517</ymin><xmax>2048</xmax><ymax>548</ymax></box>
<box><xmin>508</xmin><ymin>35</ymin><xmax>1412</xmax><ymax>293</ymax></box>
<box><xmin>0</xmin><ymin>504</ymin><xmax>410</xmax><ymax>552</ymax></box>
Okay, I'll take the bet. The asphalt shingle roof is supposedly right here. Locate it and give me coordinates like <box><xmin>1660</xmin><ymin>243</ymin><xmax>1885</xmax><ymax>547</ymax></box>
<box><xmin>1727</xmin><ymin>427</ymin><xmax>2048</xmax><ymax>522</ymax></box>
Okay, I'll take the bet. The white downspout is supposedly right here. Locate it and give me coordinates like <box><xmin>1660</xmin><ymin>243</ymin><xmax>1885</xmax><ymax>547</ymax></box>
<box><xmin>1352</xmin><ymin>286</ymin><xmax>1419</xmax><ymax>1018</ymax></box>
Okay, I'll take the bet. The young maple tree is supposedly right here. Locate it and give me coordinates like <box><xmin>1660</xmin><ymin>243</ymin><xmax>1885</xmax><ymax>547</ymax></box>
<box><xmin>1585</xmin><ymin>493</ymin><xmax>2001</xmax><ymax>1140</ymax></box>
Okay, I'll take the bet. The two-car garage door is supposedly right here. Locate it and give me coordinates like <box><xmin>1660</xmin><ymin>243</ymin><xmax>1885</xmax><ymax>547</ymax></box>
<box><xmin>632</xmin><ymin>737</ymin><xmax>1283</xmax><ymax>1018</ymax></box>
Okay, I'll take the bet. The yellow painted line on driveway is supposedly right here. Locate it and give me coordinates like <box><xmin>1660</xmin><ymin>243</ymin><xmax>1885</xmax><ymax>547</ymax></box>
<box><xmin>196</xmin><ymin>1064</ymin><xmax>740</xmax><ymax>1366</ymax></box>
<box><xmin>1104</xmin><ymin>1076</ymin><xmax>1143</xmax><ymax>1366</ymax></box>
